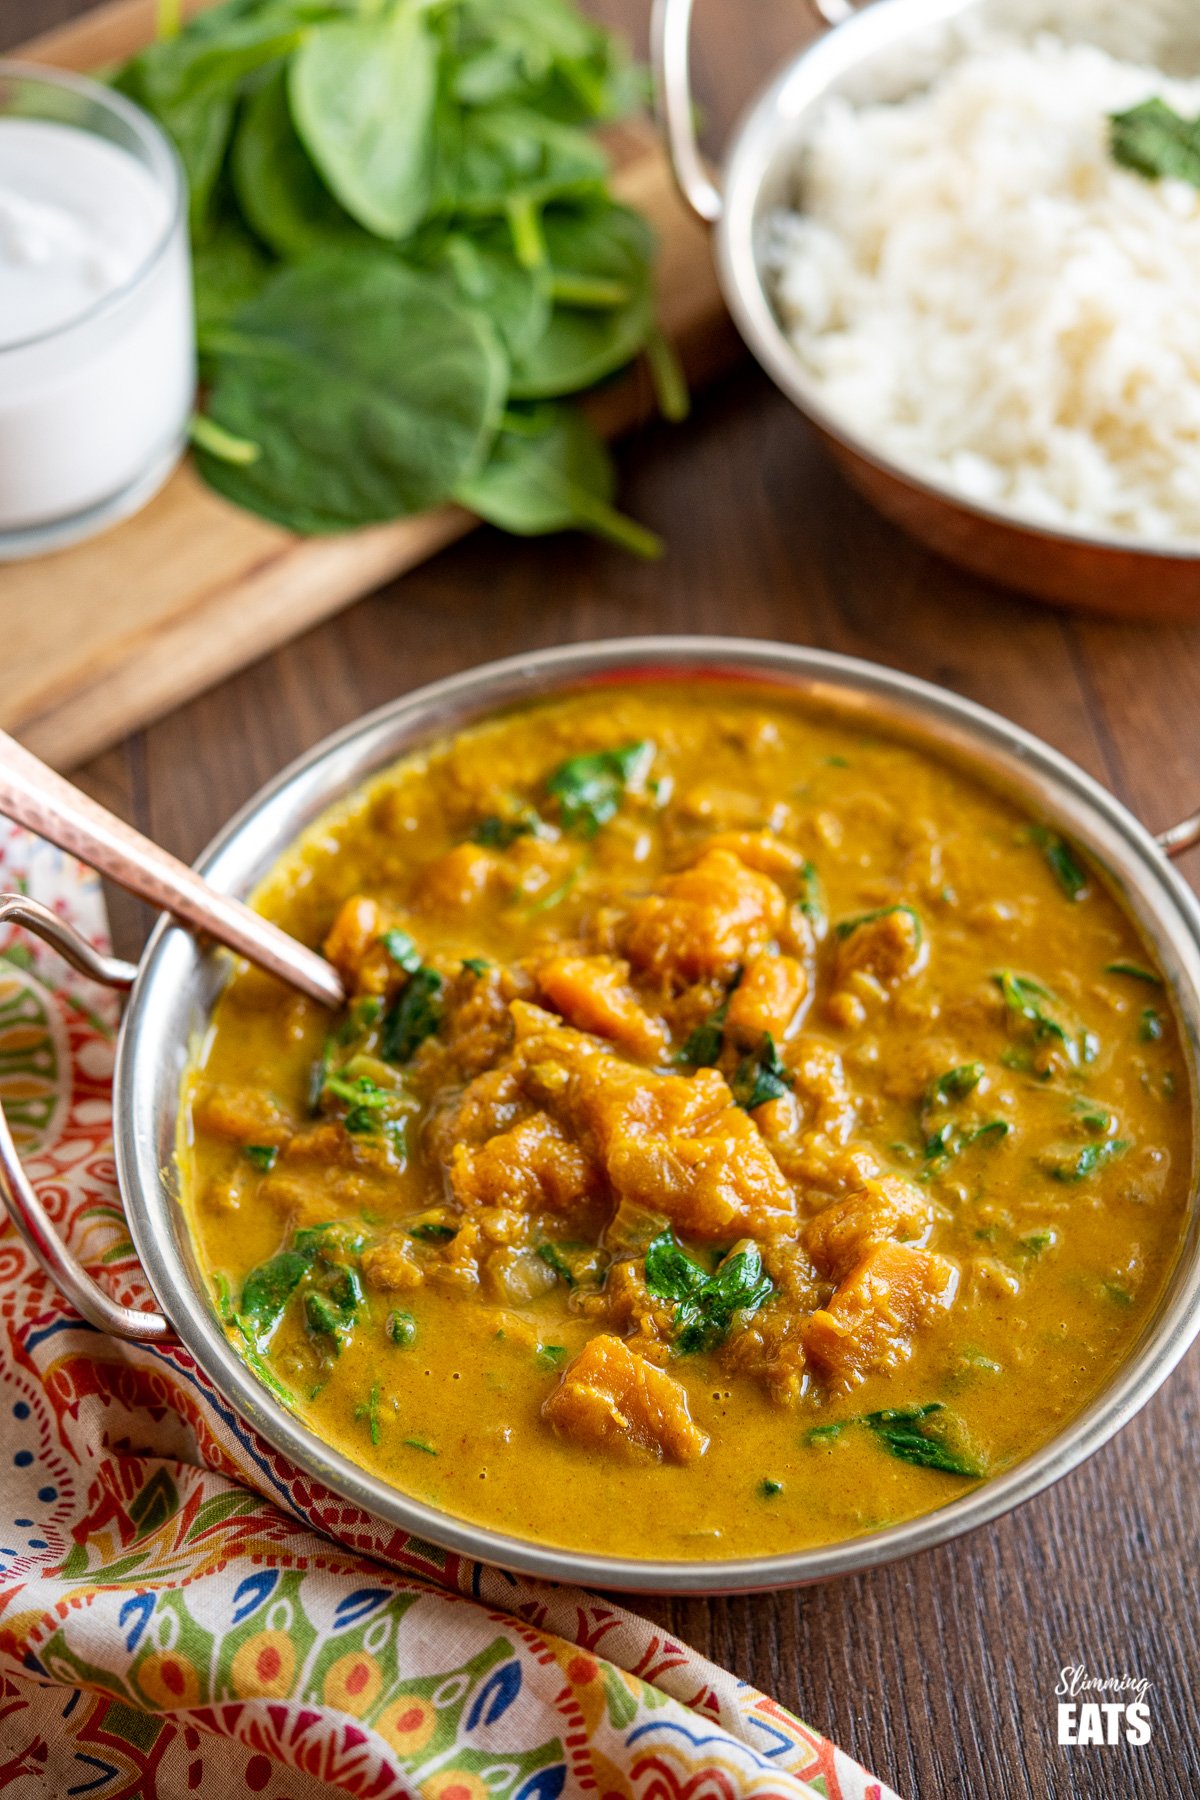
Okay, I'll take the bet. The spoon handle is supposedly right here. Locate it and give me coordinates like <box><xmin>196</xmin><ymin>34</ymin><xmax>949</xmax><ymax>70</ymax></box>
<box><xmin>0</xmin><ymin>729</ymin><xmax>344</xmax><ymax>1010</ymax></box>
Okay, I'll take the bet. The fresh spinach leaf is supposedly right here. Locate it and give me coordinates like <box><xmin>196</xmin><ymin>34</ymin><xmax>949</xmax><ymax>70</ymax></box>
<box><xmin>240</xmin><ymin>1247</ymin><xmax>311</xmax><ymax>1345</ymax></box>
<box><xmin>1031</xmin><ymin>826</ymin><xmax>1089</xmax><ymax>901</ymax></box>
<box><xmin>382</xmin><ymin>966</ymin><xmax>444</xmax><ymax>1063</ymax></box>
<box><xmin>796</xmin><ymin>859</ymin><xmax>825</xmax><ymax>929</ymax></box>
<box><xmin>509</xmin><ymin>202</ymin><xmax>656</xmax><ymax>396</ymax></box>
<box><xmin>644</xmin><ymin>1230</ymin><xmax>772</xmax><ymax>1352</ymax></box>
<box><xmin>434</xmin><ymin>228</ymin><xmax>552</xmax><ymax>363</ymax></box>
<box><xmin>450</xmin><ymin>0</ymin><xmax>635</xmax><ymax>124</ymax></box>
<box><xmin>1043</xmin><ymin>1138</ymin><xmax>1129</xmax><ymax>1182</ymax></box>
<box><xmin>644</xmin><ymin>1229</ymin><xmax>710</xmax><ymax>1302</ymax></box>
<box><xmin>290</xmin><ymin>5</ymin><xmax>439</xmax><ymax>239</ymax></box>
<box><xmin>192</xmin><ymin>215</ymin><xmax>271</xmax><ymax>339</ymax></box>
<box><xmin>436</xmin><ymin>107</ymin><xmax>608</xmax><ymax>249</ymax></box>
<box><xmin>536</xmin><ymin>1241</ymin><xmax>576</xmax><ymax>1285</ymax></box>
<box><xmin>231</xmin><ymin>66</ymin><xmax>369</xmax><ymax>260</ymax></box>
<box><xmin>545</xmin><ymin>738</ymin><xmax>654</xmax><ymax>835</ymax></box>
<box><xmin>1104</xmin><ymin>961</ymin><xmax>1162</xmax><ymax>986</ymax></box>
<box><xmin>457</xmin><ymin>401</ymin><xmax>660</xmax><ymax>556</ymax></box>
<box><xmin>861</xmin><ymin>1403</ymin><xmax>985</xmax><ymax>1478</ymax></box>
<box><xmin>115</xmin><ymin>8</ymin><xmax>306</xmax><ymax>228</ymax></box>
<box><xmin>386</xmin><ymin>1309</ymin><xmax>417</xmax><ymax>1347</ymax></box>
<box><xmin>731</xmin><ymin>1033</ymin><xmax>793</xmax><ymax>1111</ymax></box>
<box><xmin>380</xmin><ymin>928</ymin><xmax>422</xmax><ymax>974</ymax></box>
<box><xmin>471</xmin><ymin>810</ymin><xmax>540</xmax><ymax>847</ymax></box>
<box><xmin>993</xmin><ymin>971</ymin><xmax>1095</xmax><ymax>1069</ymax></box>
<box><xmin>196</xmin><ymin>253</ymin><xmax>508</xmax><ymax>531</ymax></box>
<box><xmin>927</xmin><ymin>1063</ymin><xmax>984</xmax><ymax>1108</ymax></box>
<box><xmin>675</xmin><ymin>1243</ymin><xmax>773</xmax><ymax>1353</ymax></box>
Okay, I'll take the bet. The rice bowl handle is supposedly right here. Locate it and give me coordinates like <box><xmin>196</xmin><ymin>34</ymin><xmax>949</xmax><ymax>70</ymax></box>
<box><xmin>0</xmin><ymin>728</ymin><xmax>345</xmax><ymax>1009</ymax></box>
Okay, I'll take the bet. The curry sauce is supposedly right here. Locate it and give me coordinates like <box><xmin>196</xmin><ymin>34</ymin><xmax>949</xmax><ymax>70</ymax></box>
<box><xmin>180</xmin><ymin>685</ymin><xmax>1190</xmax><ymax>1559</ymax></box>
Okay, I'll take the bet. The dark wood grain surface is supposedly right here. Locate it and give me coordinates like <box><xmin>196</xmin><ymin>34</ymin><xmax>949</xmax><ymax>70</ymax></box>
<box><xmin>7</xmin><ymin>2</ymin><xmax>1199</xmax><ymax>1795</ymax></box>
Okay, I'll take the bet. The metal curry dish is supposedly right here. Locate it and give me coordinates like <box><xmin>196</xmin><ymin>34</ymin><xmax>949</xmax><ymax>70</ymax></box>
<box><xmin>178</xmin><ymin>674</ymin><xmax>1194</xmax><ymax>1563</ymax></box>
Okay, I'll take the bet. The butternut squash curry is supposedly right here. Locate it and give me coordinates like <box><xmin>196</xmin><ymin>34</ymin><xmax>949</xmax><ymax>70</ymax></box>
<box><xmin>182</xmin><ymin>685</ymin><xmax>1189</xmax><ymax>1559</ymax></box>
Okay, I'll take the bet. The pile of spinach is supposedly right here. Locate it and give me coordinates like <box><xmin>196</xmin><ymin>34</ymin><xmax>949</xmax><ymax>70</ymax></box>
<box><xmin>117</xmin><ymin>0</ymin><xmax>677</xmax><ymax>551</ymax></box>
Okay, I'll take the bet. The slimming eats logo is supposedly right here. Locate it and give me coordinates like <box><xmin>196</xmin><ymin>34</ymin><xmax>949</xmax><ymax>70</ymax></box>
<box><xmin>1056</xmin><ymin>1666</ymin><xmax>1152</xmax><ymax>1746</ymax></box>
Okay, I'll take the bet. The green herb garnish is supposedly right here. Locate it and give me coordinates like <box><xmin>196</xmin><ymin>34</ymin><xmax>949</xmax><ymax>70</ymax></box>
<box><xmin>1110</xmin><ymin>98</ymin><xmax>1200</xmax><ymax>188</ymax></box>
<box><xmin>545</xmin><ymin>740</ymin><xmax>654</xmax><ymax>836</ymax></box>
<box><xmin>805</xmin><ymin>1421</ymin><xmax>847</xmax><ymax>1447</ymax></box>
<box><xmin>730</xmin><ymin>1033</ymin><xmax>793</xmax><ymax>1112</ymax></box>
<box><xmin>797</xmin><ymin>860</ymin><xmax>825</xmax><ymax>930</ymax></box>
<box><xmin>759</xmin><ymin>1478</ymin><xmax>783</xmax><ymax>1498</ymax></box>
<box><xmin>472</xmin><ymin>812</ymin><xmax>540</xmax><ymax>849</ymax></box>
<box><xmin>803</xmin><ymin>1402</ymin><xmax>984</xmax><ymax>1477</ymax></box>
<box><xmin>644</xmin><ymin>1230</ymin><xmax>773</xmax><ymax>1353</ymax></box>
<box><xmin>461</xmin><ymin>957</ymin><xmax>491</xmax><ymax>976</ymax></box>
<box><xmin>382</xmin><ymin>966</ymin><xmax>444</xmax><ymax>1063</ymax></box>
<box><xmin>380</xmin><ymin>928</ymin><xmax>421</xmax><ymax>974</ymax></box>
<box><xmin>860</xmin><ymin>1403</ymin><xmax>985</xmax><ymax>1478</ymax></box>
<box><xmin>239</xmin><ymin>1223</ymin><xmax>364</xmax><ymax>1353</ymax></box>
<box><xmin>403</xmin><ymin>1437</ymin><xmax>438</xmax><ymax>1456</ymax></box>
<box><xmin>536</xmin><ymin>1343</ymin><xmax>568</xmax><ymax>1369</ymax></box>
<box><xmin>1105</xmin><ymin>960</ymin><xmax>1162</xmax><ymax>986</ymax></box>
<box><xmin>359</xmin><ymin>1383</ymin><xmax>383</xmax><ymax>1446</ymax></box>
<box><xmin>1139</xmin><ymin>1007</ymin><xmax>1165</xmax><ymax>1043</ymax></box>
<box><xmin>675</xmin><ymin>970</ymin><xmax>740</xmax><ymax>1068</ymax></box>
<box><xmin>1031</xmin><ymin>826</ymin><xmax>1089</xmax><ymax>901</ymax></box>
<box><xmin>1043</xmin><ymin>1138</ymin><xmax>1130</xmax><ymax>1182</ymax></box>
<box><xmin>243</xmin><ymin>1143</ymin><xmax>279</xmax><ymax>1172</ymax></box>
<box><xmin>927</xmin><ymin>1063</ymin><xmax>984</xmax><ymax>1108</ymax></box>
<box><xmin>321</xmin><ymin>1072</ymin><xmax>391</xmax><ymax>1134</ymax></box>
<box><xmin>386</xmin><ymin>1310</ymin><xmax>416</xmax><ymax>1348</ymax></box>
<box><xmin>677</xmin><ymin>1011</ymin><xmax>726</xmax><ymax>1068</ymax></box>
<box><xmin>536</xmin><ymin>1242</ymin><xmax>576</xmax><ymax>1286</ymax></box>
<box><xmin>409</xmin><ymin>1220</ymin><xmax>457</xmax><ymax>1243</ymax></box>
<box><xmin>993</xmin><ymin>971</ymin><xmax>1095</xmax><ymax>1069</ymax></box>
<box><xmin>924</xmin><ymin>1118</ymin><xmax>1011</xmax><ymax>1167</ymax></box>
<box><xmin>240</xmin><ymin>1248</ymin><xmax>312</xmax><ymax>1346</ymax></box>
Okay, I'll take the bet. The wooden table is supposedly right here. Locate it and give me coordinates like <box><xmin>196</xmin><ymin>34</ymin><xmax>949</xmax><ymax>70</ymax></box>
<box><xmin>7</xmin><ymin>3</ymin><xmax>1199</xmax><ymax>1795</ymax></box>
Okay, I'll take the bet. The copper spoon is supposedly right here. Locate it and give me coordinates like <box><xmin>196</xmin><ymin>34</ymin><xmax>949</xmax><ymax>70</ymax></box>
<box><xmin>0</xmin><ymin>728</ymin><xmax>345</xmax><ymax>1009</ymax></box>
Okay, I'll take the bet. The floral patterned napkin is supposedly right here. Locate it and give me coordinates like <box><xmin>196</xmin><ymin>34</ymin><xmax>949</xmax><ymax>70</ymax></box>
<box><xmin>0</xmin><ymin>823</ymin><xmax>901</xmax><ymax>1800</ymax></box>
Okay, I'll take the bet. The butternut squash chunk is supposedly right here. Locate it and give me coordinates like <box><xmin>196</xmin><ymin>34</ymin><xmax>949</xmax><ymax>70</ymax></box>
<box><xmin>543</xmin><ymin>1333</ymin><xmax>708</xmax><ymax>1463</ymax></box>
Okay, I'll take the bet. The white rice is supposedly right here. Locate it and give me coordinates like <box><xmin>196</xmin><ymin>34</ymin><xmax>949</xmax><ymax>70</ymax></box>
<box><xmin>765</xmin><ymin>35</ymin><xmax>1200</xmax><ymax>543</ymax></box>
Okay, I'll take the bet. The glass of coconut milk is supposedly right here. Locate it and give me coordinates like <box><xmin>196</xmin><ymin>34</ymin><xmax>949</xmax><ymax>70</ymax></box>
<box><xmin>0</xmin><ymin>62</ymin><xmax>195</xmax><ymax>558</ymax></box>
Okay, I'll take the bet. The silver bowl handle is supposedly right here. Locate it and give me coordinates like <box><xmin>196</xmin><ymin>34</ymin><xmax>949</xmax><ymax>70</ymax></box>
<box><xmin>1159</xmin><ymin>811</ymin><xmax>1200</xmax><ymax>859</ymax></box>
<box><xmin>651</xmin><ymin>0</ymin><xmax>864</xmax><ymax>224</ymax></box>
<box><xmin>0</xmin><ymin>894</ymin><xmax>174</xmax><ymax>1343</ymax></box>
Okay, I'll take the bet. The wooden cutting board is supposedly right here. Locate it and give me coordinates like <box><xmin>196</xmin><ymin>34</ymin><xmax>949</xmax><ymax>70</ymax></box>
<box><xmin>2</xmin><ymin>0</ymin><xmax>739</xmax><ymax>768</ymax></box>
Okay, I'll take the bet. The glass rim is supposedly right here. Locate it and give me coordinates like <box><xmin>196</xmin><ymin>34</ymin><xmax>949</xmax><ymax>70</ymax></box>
<box><xmin>0</xmin><ymin>57</ymin><xmax>186</xmax><ymax>356</ymax></box>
